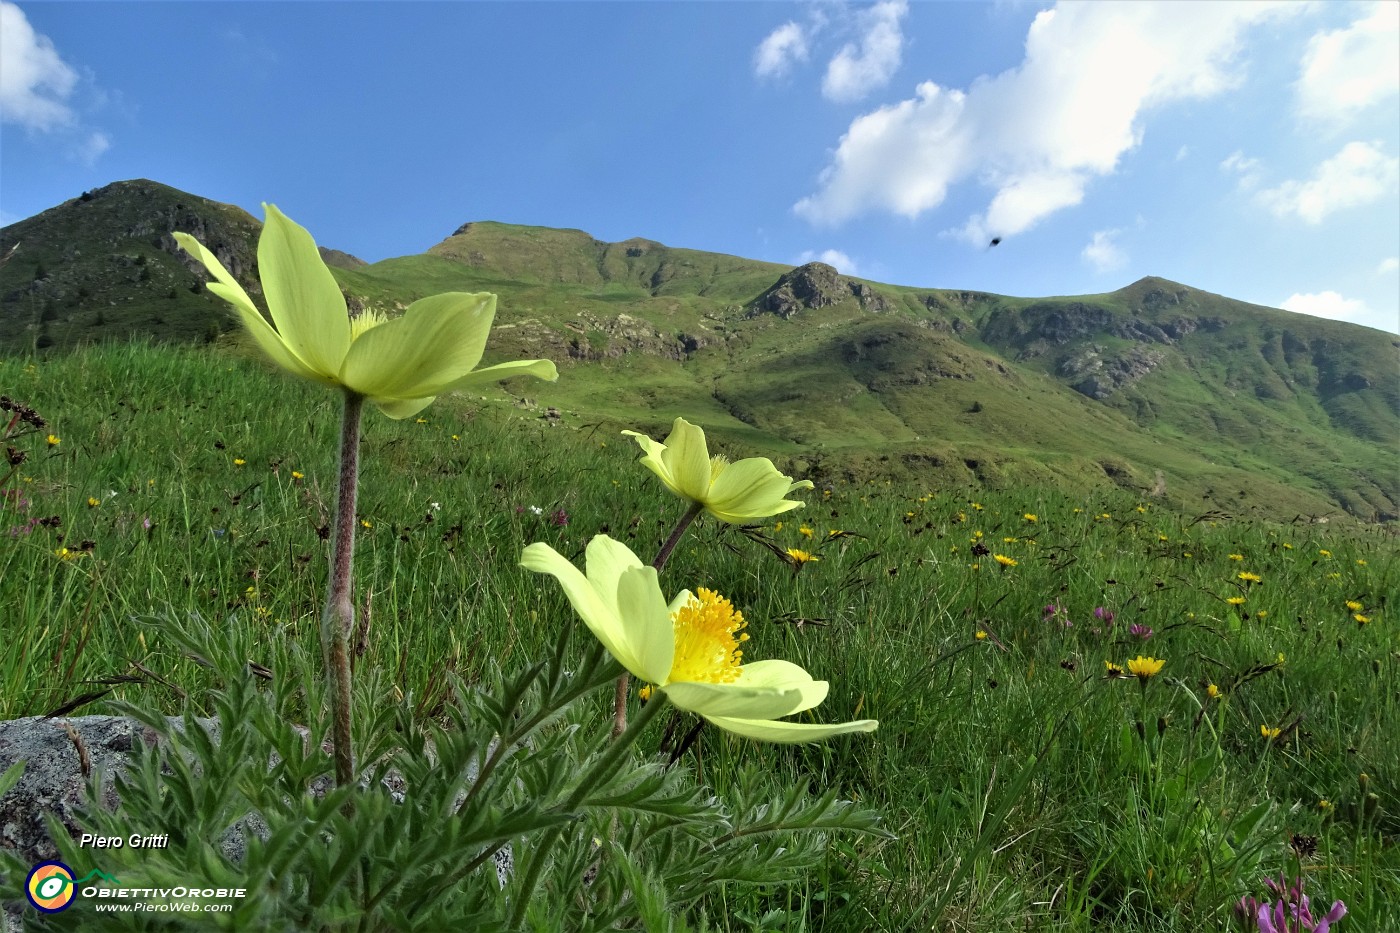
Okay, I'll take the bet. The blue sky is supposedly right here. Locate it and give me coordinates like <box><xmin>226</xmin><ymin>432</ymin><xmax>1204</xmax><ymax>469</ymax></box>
<box><xmin>3</xmin><ymin>1</ymin><xmax>1397</xmax><ymax>333</ymax></box>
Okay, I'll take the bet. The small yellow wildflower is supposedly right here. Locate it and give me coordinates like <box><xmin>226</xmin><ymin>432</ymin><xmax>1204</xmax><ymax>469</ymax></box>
<box><xmin>360</xmin><ymin>519</ymin><xmax>372</xmax><ymax>529</ymax></box>
<box><xmin>1356</xmin><ymin>559</ymin><xmax>1367</xmax><ymax>566</ymax></box>
<box><xmin>1002</xmin><ymin>536</ymin><xmax>1017</xmax><ymax>543</ymax></box>
<box><xmin>415</xmin><ymin>417</ymin><xmax>428</xmax><ymax>424</ymax></box>
<box><xmin>1318</xmin><ymin>799</ymin><xmax>1332</xmax><ymax>811</ymax></box>
<box><xmin>993</xmin><ymin>554</ymin><xmax>1017</xmax><ymax>567</ymax></box>
<box><xmin>1354</xmin><ymin>614</ymin><xmax>1370</xmax><ymax>624</ymax></box>
<box><xmin>1023</xmin><ymin>513</ymin><xmax>1038</xmax><ymax>523</ymax></box>
<box><xmin>452</xmin><ymin>434</ymin><xmax>460</xmax><ymax>440</ymax></box>
<box><xmin>774</xmin><ymin>521</ymin><xmax>784</xmax><ymax>533</ymax></box>
<box><xmin>233</xmin><ymin>458</ymin><xmax>246</xmax><ymax>466</ymax></box>
<box><xmin>1282</xmin><ymin>543</ymin><xmax>1293</xmax><ymax>550</ymax></box>
<box><xmin>1228</xmin><ymin>553</ymin><xmax>1244</xmax><ymax>561</ymax></box>
<box><xmin>86</xmin><ymin>497</ymin><xmax>99</xmax><ymax>508</ymax></box>
<box><xmin>1237</xmin><ymin>571</ymin><xmax>1262</xmax><ymax>583</ymax></box>
<box><xmin>971</xmin><ymin>502</ymin><xmax>983</xmax><ymax>510</ymax></box>
<box><xmin>1226</xmin><ymin>596</ymin><xmax>1246</xmax><ymax>606</ymax></box>
<box><xmin>969</xmin><ymin>562</ymin><xmax>980</xmax><ymax>570</ymax></box>
<box><xmin>1256</xmin><ymin>610</ymin><xmax>1268</xmax><ymax>619</ymax></box>
<box><xmin>799</xmin><ymin>525</ymin><xmax>813</xmax><ymax>538</ymax></box>
<box><xmin>827</xmin><ymin>529</ymin><xmax>842</xmax><ymax>537</ymax></box>
<box><xmin>1345</xmin><ymin>600</ymin><xmax>1363</xmax><ymax>611</ymax></box>
<box><xmin>1275</xmin><ymin>652</ymin><xmax>1286</xmax><ymax>665</ymax></box>
<box><xmin>291</xmin><ymin>470</ymin><xmax>305</xmax><ymax>480</ymax></box>
<box><xmin>46</xmin><ymin>434</ymin><xmax>60</xmax><ymax>446</ymax></box>
<box><xmin>1260</xmin><ymin>724</ymin><xmax>1281</xmax><ymax>741</ymax></box>
<box><xmin>1127</xmin><ymin>656</ymin><xmax>1164</xmax><ymax>681</ymax></box>
<box><xmin>1206</xmin><ymin>684</ymin><xmax>1221</xmax><ymax>699</ymax></box>
<box><xmin>975</xmin><ymin>630</ymin><xmax>988</xmax><ymax>640</ymax></box>
<box><xmin>1135</xmin><ymin>506</ymin><xmax>1146</xmax><ymax>513</ymax></box>
<box><xmin>1104</xmin><ymin>661</ymin><xmax>1127</xmax><ymax>679</ymax></box>
<box><xmin>1318</xmin><ymin>549</ymin><xmax>1332</xmax><ymax>558</ymax></box>
<box><xmin>785</xmin><ymin>548</ymin><xmax>820</xmax><ymax>565</ymax></box>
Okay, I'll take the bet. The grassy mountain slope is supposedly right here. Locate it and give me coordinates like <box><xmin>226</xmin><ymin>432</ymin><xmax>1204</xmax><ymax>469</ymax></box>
<box><xmin>2</xmin><ymin>179</ymin><xmax>1395</xmax><ymax>522</ymax></box>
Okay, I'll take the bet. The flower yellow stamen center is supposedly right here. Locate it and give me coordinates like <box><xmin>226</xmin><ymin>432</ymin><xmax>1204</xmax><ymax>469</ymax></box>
<box><xmin>667</xmin><ymin>587</ymin><xmax>748</xmax><ymax>685</ymax></box>
<box><xmin>709</xmin><ymin>455</ymin><xmax>730</xmax><ymax>483</ymax></box>
<box><xmin>349</xmin><ymin>309</ymin><xmax>389</xmax><ymax>342</ymax></box>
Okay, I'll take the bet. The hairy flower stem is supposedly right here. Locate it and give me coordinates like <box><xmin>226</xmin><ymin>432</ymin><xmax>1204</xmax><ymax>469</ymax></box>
<box><xmin>611</xmin><ymin>501</ymin><xmax>704</xmax><ymax>737</ymax></box>
<box><xmin>512</xmin><ymin>693</ymin><xmax>669</xmax><ymax>926</ymax></box>
<box><xmin>321</xmin><ymin>389</ymin><xmax>364</xmax><ymax>790</ymax></box>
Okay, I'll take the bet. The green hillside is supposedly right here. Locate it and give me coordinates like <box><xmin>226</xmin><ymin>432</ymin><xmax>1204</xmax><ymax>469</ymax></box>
<box><xmin>3</xmin><ymin>179</ymin><xmax>1396</xmax><ymax>523</ymax></box>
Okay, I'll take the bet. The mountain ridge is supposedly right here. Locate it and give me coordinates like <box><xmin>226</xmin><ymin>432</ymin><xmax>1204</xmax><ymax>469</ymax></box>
<box><xmin>2</xmin><ymin>179</ymin><xmax>1396</xmax><ymax>522</ymax></box>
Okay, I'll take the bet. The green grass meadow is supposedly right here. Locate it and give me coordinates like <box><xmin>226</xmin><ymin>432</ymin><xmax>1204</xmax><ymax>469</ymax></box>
<box><xmin>2</xmin><ymin>341</ymin><xmax>1396</xmax><ymax>930</ymax></box>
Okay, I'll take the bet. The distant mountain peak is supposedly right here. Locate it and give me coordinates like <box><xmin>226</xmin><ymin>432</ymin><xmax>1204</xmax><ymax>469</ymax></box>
<box><xmin>749</xmin><ymin>261</ymin><xmax>892</xmax><ymax>319</ymax></box>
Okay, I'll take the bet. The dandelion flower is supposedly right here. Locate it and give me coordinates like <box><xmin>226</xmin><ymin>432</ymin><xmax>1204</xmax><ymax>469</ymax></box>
<box><xmin>1318</xmin><ymin>549</ymin><xmax>1331</xmax><ymax>558</ymax></box>
<box><xmin>1345</xmin><ymin>600</ymin><xmax>1362</xmax><ymax>611</ymax></box>
<box><xmin>1226</xmin><ymin>596</ymin><xmax>1247</xmax><ymax>606</ymax></box>
<box><xmin>233</xmin><ymin>458</ymin><xmax>246</xmax><ymax>466</ymax></box>
<box><xmin>799</xmin><ymin>525</ymin><xmax>814</xmax><ymax>538</ymax></box>
<box><xmin>785</xmin><ymin>548</ymin><xmax>820</xmax><ymax>565</ymax></box>
<box><xmin>975</xmin><ymin>630</ymin><xmax>988</xmax><ymax>640</ymax></box>
<box><xmin>175</xmin><ymin>204</ymin><xmax>557</xmax><ymax>419</ymax></box>
<box><xmin>1354</xmin><ymin>614</ymin><xmax>1370</xmax><ymax>624</ymax></box>
<box><xmin>1023</xmin><ymin>513</ymin><xmax>1037</xmax><ymax>523</ymax></box>
<box><xmin>1127</xmin><ymin>656</ymin><xmax>1164</xmax><ymax>681</ymax></box>
<box><xmin>86</xmin><ymin>497</ymin><xmax>99</xmax><ymax>508</ymax></box>
<box><xmin>1261</xmin><ymin>724</ymin><xmax>1281</xmax><ymax>740</ymax></box>
<box><xmin>46</xmin><ymin>434</ymin><xmax>60</xmax><ymax>447</ymax></box>
<box><xmin>1228</xmin><ymin>553</ymin><xmax>1244</xmax><ymax>561</ymax></box>
<box><xmin>1237</xmin><ymin>571</ymin><xmax>1262</xmax><ymax>583</ymax></box>
<box><xmin>993</xmin><ymin>554</ymin><xmax>1017</xmax><ymax>567</ymax></box>
<box><xmin>1104</xmin><ymin>661</ymin><xmax>1126</xmax><ymax>679</ymax></box>
<box><xmin>521</xmin><ymin>536</ymin><xmax>877</xmax><ymax>742</ymax></box>
<box><xmin>621</xmin><ymin>417</ymin><xmax>813</xmax><ymax>523</ymax></box>
<box><xmin>1206</xmin><ymin>684</ymin><xmax>1221</xmax><ymax>699</ymax></box>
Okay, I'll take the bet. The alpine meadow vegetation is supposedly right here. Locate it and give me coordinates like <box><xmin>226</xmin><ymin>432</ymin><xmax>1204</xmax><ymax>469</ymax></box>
<box><xmin>0</xmin><ymin>213</ymin><xmax>1394</xmax><ymax>930</ymax></box>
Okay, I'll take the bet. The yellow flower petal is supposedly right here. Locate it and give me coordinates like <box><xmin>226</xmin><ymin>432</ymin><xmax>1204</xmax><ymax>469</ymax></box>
<box><xmin>622</xmin><ymin>418</ymin><xmax>812</xmax><ymax>523</ymax></box>
<box><xmin>702</xmin><ymin>716</ymin><xmax>880</xmax><ymax>744</ymax></box>
<box><xmin>258</xmin><ymin>204</ymin><xmax>350</xmax><ymax>378</ymax></box>
<box><xmin>340</xmin><ymin>292</ymin><xmax>495</xmax><ymax>398</ymax></box>
<box><xmin>661</xmin><ymin>681</ymin><xmax>804</xmax><ymax>719</ymax></box>
<box><xmin>173</xmin><ymin>231</ymin><xmax>325</xmax><ymax>383</ymax></box>
<box><xmin>707</xmin><ymin>457</ymin><xmax>808</xmax><ymax>523</ymax></box>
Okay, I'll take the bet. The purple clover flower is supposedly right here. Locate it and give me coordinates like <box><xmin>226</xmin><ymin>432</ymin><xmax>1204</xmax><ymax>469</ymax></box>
<box><xmin>1130</xmin><ymin>623</ymin><xmax>1153</xmax><ymax>640</ymax></box>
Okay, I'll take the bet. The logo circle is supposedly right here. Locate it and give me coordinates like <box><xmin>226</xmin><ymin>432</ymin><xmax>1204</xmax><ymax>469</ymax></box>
<box><xmin>26</xmin><ymin>861</ymin><xmax>76</xmax><ymax>913</ymax></box>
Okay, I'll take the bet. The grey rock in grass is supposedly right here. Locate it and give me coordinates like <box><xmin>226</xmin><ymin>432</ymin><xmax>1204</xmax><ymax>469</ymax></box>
<box><xmin>0</xmin><ymin>714</ymin><xmax>511</xmax><ymax>929</ymax></box>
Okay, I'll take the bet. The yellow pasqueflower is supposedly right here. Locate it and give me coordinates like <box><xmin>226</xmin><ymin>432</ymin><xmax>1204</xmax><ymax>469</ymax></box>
<box><xmin>620</xmin><ymin>417</ymin><xmax>814</xmax><ymax>523</ymax></box>
<box><xmin>175</xmin><ymin>205</ymin><xmax>556</xmax><ymax>419</ymax></box>
<box><xmin>521</xmin><ymin>536</ymin><xmax>876</xmax><ymax>743</ymax></box>
<box><xmin>1127</xmin><ymin>656</ymin><xmax>1164</xmax><ymax>681</ymax></box>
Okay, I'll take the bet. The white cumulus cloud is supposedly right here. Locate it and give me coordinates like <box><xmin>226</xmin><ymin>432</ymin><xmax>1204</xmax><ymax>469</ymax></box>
<box><xmin>1295</xmin><ymin>1</ymin><xmax>1399</xmax><ymax>127</ymax></box>
<box><xmin>0</xmin><ymin>0</ymin><xmax>77</xmax><ymax>130</ymax></box>
<box><xmin>1220</xmin><ymin>150</ymin><xmax>1264</xmax><ymax>189</ymax></box>
<box><xmin>796</xmin><ymin>248</ymin><xmax>860</xmax><ymax>276</ymax></box>
<box><xmin>1082</xmin><ymin>229</ymin><xmax>1127</xmax><ymax>273</ymax></box>
<box><xmin>754</xmin><ymin>21</ymin><xmax>809</xmax><ymax>80</ymax></box>
<box><xmin>822</xmin><ymin>0</ymin><xmax>908</xmax><ymax>103</ymax></box>
<box><xmin>795</xmin><ymin>2</ymin><xmax>1299</xmax><ymax>239</ymax></box>
<box><xmin>1280</xmin><ymin>290</ymin><xmax>1396</xmax><ymax>332</ymax></box>
<box><xmin>1377</xmin><ymin>257</ymin><xmax>1400</xmax><ymax>275</ymax></box>
<box><xmin>1256</xmin><ymin>141</ymin><xmax>1399</xmax><ymax>223</ymax></box>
